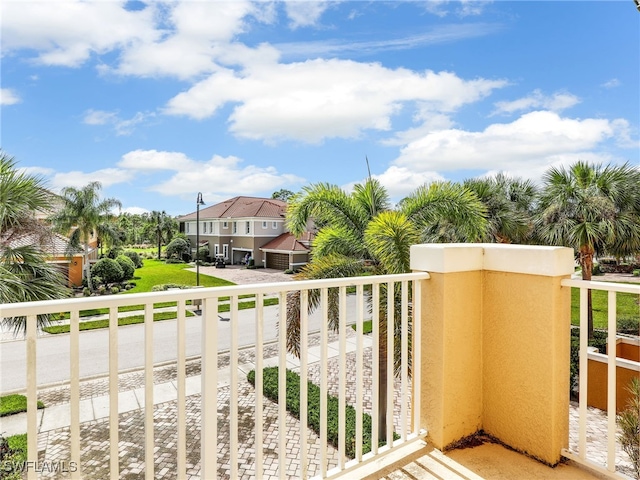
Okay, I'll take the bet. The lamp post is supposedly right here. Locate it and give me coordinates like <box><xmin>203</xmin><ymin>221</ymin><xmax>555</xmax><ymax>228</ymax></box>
<box><xmin>196</xmin><ymin>192</ymin><xmax>205</xmax><ymax>286</ymax></box>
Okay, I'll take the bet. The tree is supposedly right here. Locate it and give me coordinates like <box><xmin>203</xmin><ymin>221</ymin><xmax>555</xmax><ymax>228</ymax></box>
<box><xmin>50</xmin><ymin>181</ymin><xmax>122</xmax><ymax>292</ymax></box>
<box><xmin>0</xmin><ymin>152</ymin><xmax>70</xmax><ymax>333</ymax></box>
<box><xmin>286</xmin><ymin>178</ymin><xmax>488</xmax><ymax>441</ymax></box>
<box><xmin>537</xmin><ymin>161</ymin><xmax>640</xmax><ymax>337</ymax></box>
<box><xmin>144</xmin><ymin>211</ymin><xmax>177</xmax><ymax>259</ymax></box>
<box><xmin>271</xmin><ymin>189</ymin><xmax>295</xmax><ymax>202</ymax></box>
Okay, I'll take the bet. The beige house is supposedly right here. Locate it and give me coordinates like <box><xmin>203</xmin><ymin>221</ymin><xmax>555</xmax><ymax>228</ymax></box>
<box><xmin>178</xmin><ymin>196</ymin><xmax>310</xmax><ymax>269</ymax></box>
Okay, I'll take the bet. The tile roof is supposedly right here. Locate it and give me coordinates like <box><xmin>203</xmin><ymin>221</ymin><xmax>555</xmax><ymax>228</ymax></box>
<box><xmin>177</xmin><ymin>196</ymin><xmax>287</xmax><ymax>221</ymax></box>
<box><xmin>260</xmin><ymin>233</ymin><xmax>310</xmax><ymax>252</ymax></box>
<box><xmin>2</xmin><ymin>231</ymin><xmax>83</xmax><ymax>256</ymax></box>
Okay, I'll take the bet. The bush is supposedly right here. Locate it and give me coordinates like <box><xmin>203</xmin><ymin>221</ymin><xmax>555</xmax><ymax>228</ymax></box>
<box><xmin>618</xmin><ymin>316</ymin><xmax>640</xmax><ymax>335</ymax></box>
<box><xmin>165</xmin><ymin>237</ymin><xmax>190</xmax><ymax>260</ymax></box>
<box><xmin>123</xmin><ymin>250</ymin><xmax>143</xmax><ymax>269</ymax></box>
<box><xmin>165</xmin><ymin>258</ymin><xmax>186</xmax><ymax>264</ymax></box>
<box><xmin>116</xmin><ymin>255</ymin><xmax>136</xmax><ymax>280</ymax></box>
<box><xmin>570</xmin><ymin>329</ymin><xmax>609</xmax><ymax>397</ymax></box>
<box><xmin>247</xmin><ymin>367</ymin><xmax>396</xmax><ymax>459</ymax></box>
<box><xmin>82</xmin><ymin>287</ymin><xmax>91</xmax><ymax>297</ymax></box>
<box><xmin>617</xmin><ymin>377</ymin><xmax>640</xmax><ymax>478</ymax></box>
<box><xmin>592</xmin><ymin>263</ymin><xmax>602</xmax><ymax>276</ymax></box>
<box><xmin>151</xmin><ymin>283</ymin><xmax>189</xmax><ymax>291</ymax></box>
<box><xmin>91</xmin><ymin>258</ymin><xmax>124</xmax><ymax>284</ymax></box>
<box><xmin>110</xmin><ymin>286</ymin><xmax>120</xmax><ymax>294</ymax></box>
<box><xmin>633</xmin><ymin>269</ymin><xmax>640</xmax><ymax>277</ymax></box>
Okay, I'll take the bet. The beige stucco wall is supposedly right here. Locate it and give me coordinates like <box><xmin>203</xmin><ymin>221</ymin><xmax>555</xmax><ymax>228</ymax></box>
<box><xmin>411</xmin><ymin>244</ymin><xmax>574</xmax><ymax>466</ymax></box>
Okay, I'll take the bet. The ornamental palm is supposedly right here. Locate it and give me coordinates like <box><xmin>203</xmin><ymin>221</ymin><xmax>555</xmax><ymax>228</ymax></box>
<box><xmin>0</xmin><ymin>152</ymin><xmax>70</xmax><ymax>333</ymax></box>
<box><xmin>50</xmin><ymin>182</ymin><xmax>121</xmax><ymax>291</ymax></box>
<box><xmin>537</xmin><ymin>161</ymin><xmax>640</xmax><ymax>337</ymax></box>
<box><xmin>144</xmin><ymin>211</ymin><xmax>177</xmax><ymax>260</ymax></box>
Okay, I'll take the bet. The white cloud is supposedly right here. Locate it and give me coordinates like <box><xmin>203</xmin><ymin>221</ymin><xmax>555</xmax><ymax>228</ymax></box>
<box><xmin>285</xmin><ymin>1</ymin><xmax>332</xmax><ymax>29</ymax></box>
<box><xmin>82</xmin><ymin>109</ymin><xmax>153</xmax><ymax>136</ymax></box>
<box><xmin>149</xmin><ymin>154</ymin><xmax>304</xmax><ymax>197</ymax></box>
<box><xmin>601</xmin><ymin>78</ymin><xmax>621</xmax><ymax>89</ymax></box>
<box><xmin>492</xmin><ymin>90</ymin><xmax>580</xmax><ymax>116</ymax></box>
<box><xmin>122</xmin><ymin>206</ymin><xmax>149</xmax><ymax>215</ymax></box>
<box><xmin>393</xmin><ymin>111</ymin><xmax>627</xmax><ymax>181</ymax></box>
<box><xmin>374</xmin><ymin>166</ymin><xmax>446</xmax><ymax>200</ymax></box>
<box><xmin>165</xmin><ymin>60</ymin><xmax>507</xmax><ymax>143</ymax></box>
<box><xmin>118</xmin><ymin>150</ymin><xmax>194</xmax><ymax>171</ymax></box>
<box><xmin>0</xmin><ymin>88</ymin><xmax>21</xmax><ymax>105</ymax></box>
<box><xmin>1</xmin><ymin>0</ymin><xmax>159</xmax><ymax>67</ymax></box>
<box><xmin>83</xmin><ymin>109</ymin><xmax>118</xmax><ymax>125</ymax></box>
<box><xmin>50</xmin><ymin>168</ymin><xmax>133</xmax><ymax>190</ymax></box>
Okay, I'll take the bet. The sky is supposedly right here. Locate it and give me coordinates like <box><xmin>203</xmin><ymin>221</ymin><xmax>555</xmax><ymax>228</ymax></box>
<box><xmin>1</xmin><ymin>1</ymin><xmax>638</xmax><ymax>217</ymax></box>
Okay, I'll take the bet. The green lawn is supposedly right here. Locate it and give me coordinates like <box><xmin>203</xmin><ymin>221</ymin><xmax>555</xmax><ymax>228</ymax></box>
<box><xmin>0</xmin><ymin>394</ymin><xmax>44</xmax><ymax>417</ymax></box>
<box><xmin>570</xmin><ymin>285</ymin><xmax>639</xmax><ymax>329</ymax></box>
<box><xmin>126</xmin><ymin>259</ymin><xmax>235</xmax><ymax>293</ymax></box>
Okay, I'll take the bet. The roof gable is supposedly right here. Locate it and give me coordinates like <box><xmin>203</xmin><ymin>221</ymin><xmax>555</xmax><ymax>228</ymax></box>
<box><xmin>178</xmin><ymin>196</ymin><xmax>287</xmax><ymax>221</ymax></box>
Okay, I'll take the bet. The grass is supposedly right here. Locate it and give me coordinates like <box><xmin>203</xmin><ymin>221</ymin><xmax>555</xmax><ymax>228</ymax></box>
<box><xmin>42</xmin><ymin>298</ymin><xmax>280</xmax><ymax>334</ymax></box>
<box><xmin>571</xmin><ymin>285</ymin><xmax>640</xmax><ymax>329</ymax></box>
<box><xmin>126</xmin><ymin>259</ymin><xmax>235</xmax><ymax>293</ymax></box>
<box><xmin>0</xmin><ymin>394</ymin><xmax>44</xmax><ymax>417</ymax></box>
<box><xmin>351</xmin><ymin>320</ymin><xmax>373</xmax><ymax>334</ymax></box>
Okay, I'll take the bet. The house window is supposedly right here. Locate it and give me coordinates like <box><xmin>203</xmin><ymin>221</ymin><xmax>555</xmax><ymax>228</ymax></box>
<box><xmin>272</xmin><ymin>222</ymin><xmax>277</xmax><ymax>229</ymax></box>
<box><xmin>203</xmin><ymin>222</ymin><xmax>207</xmax><ymax>234</ymax></box>
<box><xmin>209</xmin><ymin>222</ymin><xmax>213</xmax><ymax>233</ymax></box>
<box><xmin>246</xmin><ymin>222</ymin><xmax>251</xmax><ymax>234</ymax></box>
<box><xmin>262</xmin><ymin>221</ymin><xmax>267</xmax><ymax>229</ymax></box>
<box><xmin>185</xmin><ymin>223</ymin><xmax>189</xmax><ymax>234</ymax></box>
<box><xmin>223</xmin><ymin>221</ymin><xmax>228</xmax><ymax>229</ymax></box>
<box><xmin>233</xmin><ymin>222</ymin><xmax>237</xmax><ymax>234</ymax></box>
<box><xmin>214</xmin><ymin>244</ymin><xmax>219</xmax><ymax>255</ymax></box>
<box><xmin>223</xmin><ymin>244</ymin><xmax>229</xmax><ymax>259</ymax></box>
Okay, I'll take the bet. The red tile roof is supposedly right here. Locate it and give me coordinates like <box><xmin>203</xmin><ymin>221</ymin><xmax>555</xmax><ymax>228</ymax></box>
<box><xmin>260</xmin><ymin>233</ymin><xmax>309</xmax><ymax>252</ymax></box>
<box><xmin>178</xmin><ymin>196</ymin><xmax>287</xmax><ymax>221</ymax></box>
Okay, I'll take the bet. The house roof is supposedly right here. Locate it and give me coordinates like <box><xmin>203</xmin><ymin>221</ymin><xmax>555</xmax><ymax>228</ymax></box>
<box><xmin>260</xmin><ymin>233</ymin><xmax>310</xmax><ymax>253</ymax></box>
<box><xmin>178</xmin><ymin>196</ymin><xmax>287</xmax><ymax>221</ymax></box>
<box><xmin>3</xmin><ymin>231</ymin><xmax>84</xmax><ymax>256</ymax></box>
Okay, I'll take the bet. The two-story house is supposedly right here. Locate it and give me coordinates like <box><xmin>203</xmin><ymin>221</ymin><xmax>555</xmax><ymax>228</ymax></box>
<box><xmin>177</xmin><ymin>196</ymin><xmax>311</xmax><ymax>270</ymax></box>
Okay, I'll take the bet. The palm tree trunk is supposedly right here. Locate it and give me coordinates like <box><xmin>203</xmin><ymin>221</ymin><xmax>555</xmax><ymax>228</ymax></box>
<box><xmin>580</xmin><ymin>246</ymin><xmax>595</xmax><ymax>338</ymax></box>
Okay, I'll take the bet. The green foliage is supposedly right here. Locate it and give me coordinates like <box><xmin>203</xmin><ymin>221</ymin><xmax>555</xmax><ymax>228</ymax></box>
<box><xmin>125</xmin><ymin>259</ymin><xmax>234</xmax><ymax>293</ymax></box>
<box><xmin>570</xmin><ymin>329</ymin><xmax>609</xmax><ymax>395</ymax></box>
<box><xmin>116</xmin><ymin>255</ymin><xmax>135</xmax><ymax>280</ymax></box>
<box><xmin>91</xmin><ymin>257</ymin><xmax>124</xmax><ymax>284</ymax></box>
<box><xmin>123</xmin><ymin>250</ymin><xmax>143</xmax><ymax>268</ymax></box>
<box><xmin>571</xmin><ymin>286</ymin><xmax>640</xmax><ymax>329</ymax></box>
<box><xmin>617</xmin><ymin>316</ymin><xmax>640</xmax><ymax>335</ymax></box>
<box><xmin>42</xmin><ymin>310</ymin><xmax>196</xmax><ymax>334</ymax></box>
<box><xmin>0</xmin><ymin>394</ymin><xmax>44</xmax><ymax>417</ymax></box>
<box><xmin>165</xmin><ymin>237</ymin><xmax>190</xmax><ymax>259</ymax></box>
<box><xmin>151</xmin><ymin>283</ymin><xmax>189</xmax><ymax>291</ymax></box>
<box><xmin>634</xmin><ymin>269</ymin><xmax>640</xmax><ymax>277</ymax></box>
<box><xmin>0</xmin><ymin>433</ymin><xmax>27</xmax><ymax>479</ymax></box>
<box><xmin>617</xmin><ymin>377</ymin><xmax>640</xmax><ymax>478</ymax></box>
<box><xmin>248</xmin><ymin>367</ymin><xmax>396</xmax><ymax>459</ymax></box>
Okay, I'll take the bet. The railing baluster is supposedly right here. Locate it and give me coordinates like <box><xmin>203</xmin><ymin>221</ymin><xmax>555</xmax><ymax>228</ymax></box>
<box><xmin>386</xmin><ymin>281</ymin><xmax>394</xmax><ymax>449</ymax></box>
<box><xmin>413</xmin><ymin>279</ymin><xmax>422</xmax><ymax>436</ymax></box>
<box><xmin>230</xmin><ymin>296</ymin><xmax>239</xmax><ymax>478</ymax></box>
<box><xmin>578</xmin><ymin>287</ymin><xmax>588</xmax><ymax>460</ymax></box>
<box><xmin>255</xmin><ymin>293</ymin><xmax>264</xmax><ymax>479</ymax></box>
<box><xmin>300</xmin><ymin>289</ymin><xmax>309</xmax><ymax>478</ymax></box>
<box><xmin>201</xmin><ymin>296</ymin><xmax>218</xmax><ymax>479</ymax></box>
<box><xmin>320</xmin><ymin>287</ymin><xmax>328</xmax><ymax>477</ymax></box>
<box><xmin>606</xmin><ymin>291</ymin><xmax>617</xmax><ymax>473</ymax></box>
<box><xmin>176</xmin><ymin>300</ymin><xmax>187</xmax><ymax>479</ymax></box>
<box><xmin>26</xmin><ymin>314</ymin><xmax>37</xmax><ymax>480</ymax></box>
<box><xmin>371</xmin><ymin>282</ymin><xmax>380</xmax><ymax>456</ymax></box>
<box><xmin>70</xmin><ymin>310</ymin><xmax>81</xmax><ymax>480</ymax></box>
<box><xmin>144</xmin><ymin>302</ymin><xmax>154</xmax><ymax>480</ymax></box>
<box><xmin>109</xmin><ymin>307</ymin><xmax>119</xmax><ymax>480</ymax></box>
<box><xmin>338</xmin><ymin>286</ymin><xmax>347</xmax><ymax>468</ymax></box>
<box><xmin>355</xmin><ymin>284</ymin><xmax>364</xmax><ymax>462</ymax></box>
<box><xmin>401</xmin><ymin>280</ymin><xmax>408</xmax><ymax>441</ymax></box>
<box><xmin>278</xmin><ymin>292</ymin><xmax>287</xmax><ymax>479</ymax></box>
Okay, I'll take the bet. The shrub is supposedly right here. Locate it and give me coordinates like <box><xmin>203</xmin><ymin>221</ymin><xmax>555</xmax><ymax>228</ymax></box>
<box><xmin>284</xmin><ymin>269</ymin><xmax>294</xmax><ymax>274</ymax></box>
<box><xmin>123</xmin><ymin>250</ymin><xmax>143</xmax><ymax>269</ymax></box>
<box><xmin>592</xmin><ymin>263</ymin><xmax>602</xmax><ymax>276</ymax></box>
<box><xmin>165</xmin><ymin>237</ymin><xmax>190</xmax><ymax>259</ymax></box>
<box><xmin>165</xmin><ymin>258</ymin><xmax>185</xmax><ymax>264</ymax></box>
<box><xmin>617</xmin><ymin>316</ymin><xmax>640</xmax><ymax>335</ymax></box>
<box><xmin>116</xmin><ymin>255</ymin><xmax>136</xmax><ymax>280</ymax></box>
<box><xmin>110</xmin><ymin>286</ymin><xmax>120</xmax><ymax>294</ymax></box>
<box><xmin>91</xmin><ymin>258</ymin><xmax>124</xmax><ymax>284</ymax></box>
<box><xmin>151</xmin><ymin>283</ymin><xmax>189</xmax><ymax>291</ymax></box>
<box><xmin>82</xmin><ymin>287</ymin><xmax>91</xmax><ymax>297</ymax></box>
<box><xmin>570</xmin><ymin>329</ymin><xmax>608</xmax><ymax>397</ymax></box>
<box><xmin>617</xmin><ymin>377</ymin><xmax>640</xmax><ymax>478</ymax></box>
<box><xmin>247</xmin><ymin>367</ymin><xmax>396</xmax><ymax>459</ymax></box>
<box><xmin>633</xmin><ymin>269</ymin><xmax>640</xmax><ymax>277</ymax></box>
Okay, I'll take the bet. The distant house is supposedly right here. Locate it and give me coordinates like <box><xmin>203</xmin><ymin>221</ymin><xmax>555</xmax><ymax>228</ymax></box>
<box><xmin>178</xmin><ymin>196</ymin><xmax>312</xmax><ymax>269</ymax></box>
<box><xmin>259</xmin><ymin>232</ymin><xmax>312</xmax><ymax>271</ymax></box>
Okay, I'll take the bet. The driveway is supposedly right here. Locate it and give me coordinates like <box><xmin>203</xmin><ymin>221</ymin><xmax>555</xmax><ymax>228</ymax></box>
<box><xmin>189</xmin><ymin>264</ymin><xmax>294</xmax><ymax>284</ymax></box>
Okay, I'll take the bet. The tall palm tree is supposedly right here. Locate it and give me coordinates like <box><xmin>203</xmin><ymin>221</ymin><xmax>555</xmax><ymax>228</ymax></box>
<box><xmin>286</xmin><ymin>178</ymin><xmax>488</xmax><ymax>441</ymax></box>
<box><xmin>50</xmin><ymin>181</ymin><xmax>121</xmax><ymax>291</ymax></box>
<box><xmin>537</xmin><ymin>161</ymin><xmax>640</xmax><ymax>337</ymax></box>
<box><xmin>144</xmin><ymin>211</ymin><xmax>177</xmax><ymax>260</ymax></box>
<box><xmin>0</xmin><ymin>152</ymin><xmax>70</xmax><ymax>333</ymax></box>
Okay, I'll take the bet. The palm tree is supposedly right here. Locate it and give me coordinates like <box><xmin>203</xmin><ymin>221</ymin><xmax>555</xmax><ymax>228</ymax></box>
<box><xmin>144</xmin><ymin>211</ymin><xmax>177</xmax><ymax>260</ymax></box>
<box><xmin>537</xmin><ymin>161</ymin><xmax>640</xmax><ymax>337</ymax></box>
<box><xmin>464</xmin><ymin>173</ymin><xmax>537</xmax><ymax>244</ymax></box>
<box><xmin>286</xmin><ymin>178</ymin><xmax>488</xmax><ymax>441</ymax></box>
<box><xmin>50</xmin><ymin>181</ymin><xmax>122</xmax><ymax>291</ymax></box>
<box><xmin>0</xmin><ymin>152</ymin><xmax>70</xmax><ymax>333</ymax></box>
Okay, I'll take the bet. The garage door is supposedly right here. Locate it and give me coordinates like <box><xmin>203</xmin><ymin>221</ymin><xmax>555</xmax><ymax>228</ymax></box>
<box><xmin>266</xmin><ymin>252</ymin><xmax>289</xmax><ymax>270</ymax></box>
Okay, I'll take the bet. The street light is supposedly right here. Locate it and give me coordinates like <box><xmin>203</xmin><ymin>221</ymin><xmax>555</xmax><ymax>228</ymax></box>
<box><xmin>196</xmin><ymin>192</ymin><xmax>205</xmax><ymax>286</ymax></box>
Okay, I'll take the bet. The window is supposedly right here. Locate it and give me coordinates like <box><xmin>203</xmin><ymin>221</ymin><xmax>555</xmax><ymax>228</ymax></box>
<box><xmin>223</xmin><ymin>221</ymin><xmax>228</xmax><ymax>229</ymax></box>
<box><xmin>223</xmin><ymin>244</ymin><xmax>229</xmax><ymax>259</ymax></box>
<box><xmin>262</xmin><ymin>221</ymin><xmax>267</xmax><ymax>229</ymax></box>
<box><xmin>185</xmin><ymin>223</ymin><xmax>190</xmax><ymax>234</ymax></box>
<box><xmin>214</xmin><ymin>244</ymin><xmax>219</xmax><ymax>255</ymax></box>
<box><xmin>246</xmin><ymin>222</ymin><xmax>251</xmax><ymax>234</ymax></box>
<box><xmin>203</xmin><ymin>222</ymin><xmax>207</xmax><ymax>234</ymax></box>
<box><xmin>233</xmin><ymin>222</ymin><xmax>237</xmax><ymax>234</ymax></box>
<box><xmin>272</xmin><ymin>222</ymin><xmax>278</xmax><ymax>229</ymax></box>
<box><xmin>209</xmin><ymin>222</ymin><xmax>213</xmax><ymax>233</ymax></box>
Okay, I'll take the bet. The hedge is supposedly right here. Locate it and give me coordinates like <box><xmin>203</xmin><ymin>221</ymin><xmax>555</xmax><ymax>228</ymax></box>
<box><xmin>247</xmin><ymin>366</ymin><xmax>396</xmax><ymax>459</ymax></box>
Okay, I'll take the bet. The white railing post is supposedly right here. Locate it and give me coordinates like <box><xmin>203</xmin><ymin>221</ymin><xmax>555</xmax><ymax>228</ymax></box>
<box><xmin>109</xmin><ymin>308</ymin><xmax>119</xmax><ymax>480</ymax></box>
<box><xmin>70</xmin><ymin>309</ymin><xmax>81</xmax><ymax>480</ymax></box>
<box><xmin>201</xmin><ymin>296</ymin><xmax>218</xmax><ymax>479</ymax></box>
<box><xmin>26</xmin><ymin>314</ymin><xmax>37</xmax><ymax>480</ymax></box>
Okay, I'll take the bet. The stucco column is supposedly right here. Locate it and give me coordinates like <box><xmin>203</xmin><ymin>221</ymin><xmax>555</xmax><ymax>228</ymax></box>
<box><xmin>410</xmin><ymin>243</ymin><xmax>574</xmax><ymax>466</ymax></box>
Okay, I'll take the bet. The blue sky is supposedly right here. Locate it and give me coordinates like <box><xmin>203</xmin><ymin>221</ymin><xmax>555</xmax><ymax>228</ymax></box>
<box><xmin>1</xmin><ymin>1</ymin><xmax>638</xmax><ymax>216</ymax></box>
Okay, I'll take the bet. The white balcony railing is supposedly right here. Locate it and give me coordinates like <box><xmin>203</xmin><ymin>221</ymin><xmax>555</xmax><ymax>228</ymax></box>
<box><xmin>0</xmin><ymin>272</ymin><xmax>429</xmax><ymax>480</ymax></box>
<box><xmin>560</xmin><ymin>278</ymin><xmax>640</xmax><ymax>480</ymax></box>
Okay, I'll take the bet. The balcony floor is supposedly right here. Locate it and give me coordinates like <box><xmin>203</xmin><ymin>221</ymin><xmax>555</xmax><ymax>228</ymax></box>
<box><xmin>367</xmin><ymin>442</ymin><xmax>604</xmax><ymax>480</ymax></box>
